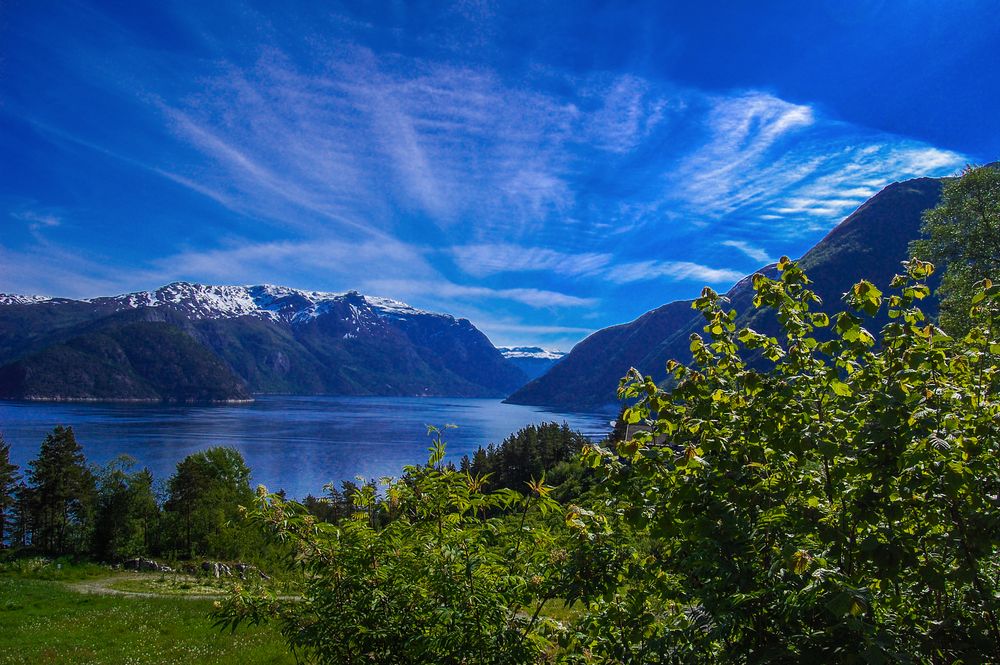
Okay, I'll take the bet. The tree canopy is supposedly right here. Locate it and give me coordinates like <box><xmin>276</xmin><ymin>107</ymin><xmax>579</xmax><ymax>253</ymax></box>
<box><xmin>23</xmin><ymin>425</ymin><xmax>95</xmax><ymax>554</ymax></box>
<box><xmin>911</xmin><ymin>163</ymin><xmax>1000</xmax><ymax>335</ymax></box>
<box><xmin>164</xmin><ymin>446</ymin><xmax>257</xmax><ymax>559</ymax></box>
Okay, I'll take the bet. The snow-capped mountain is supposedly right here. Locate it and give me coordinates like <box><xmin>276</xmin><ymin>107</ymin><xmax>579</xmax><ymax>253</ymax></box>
<box><xmin>0</xmin><ymin>283</ymin><xmax>528</xmax><ymax>402</ymax></box>
<box><xmin>84</xmin><ymin>282</ymin><xmax>451</xmax><ymax>323</ymax></box>
<box><xmin>497</xmin><ymin>347</ymin><xmax>566</xmax><ymax>381</ymax></box>
<box><xmin>498</xmin><ymin>346</ymin><xmax>566</xmax><ymax>361</ymax></box>
<box><xmin>0</xmin><ymin>294</ymin><xmax>55</xmax><ymax>306</ymax></box>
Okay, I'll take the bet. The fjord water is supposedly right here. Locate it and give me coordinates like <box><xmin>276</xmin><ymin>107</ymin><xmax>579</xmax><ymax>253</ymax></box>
<box><xmin>0</xmin><ymin>396</ymin><xmax>612</xmax><ymax>499</ymax></box>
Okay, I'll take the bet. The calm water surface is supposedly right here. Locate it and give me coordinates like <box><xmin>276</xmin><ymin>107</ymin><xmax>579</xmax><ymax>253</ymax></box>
<box><xmin>0</xmin><ymin>397</ymin><xmax>612</xmax><ymax>499</ymax></box>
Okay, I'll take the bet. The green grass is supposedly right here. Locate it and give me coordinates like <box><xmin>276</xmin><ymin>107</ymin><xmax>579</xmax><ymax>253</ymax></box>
<box><xmin>106</xmin><ymin>574</ymin><xmax>231</xmax><ymax>596</ymax></box>
<box><xmin>534</xmin><ymin>598</ymin><xmax>584</xmax><ymax>624</ymax></box>
<box><xmin>0</xmin><ymin>556</ymin><xmax>111</xmax><ymax>582</ymax></box>
<box><xmin>0</xmin><ymin>577</ymin><xmax>294</xmax><ymax>664</ymax></box>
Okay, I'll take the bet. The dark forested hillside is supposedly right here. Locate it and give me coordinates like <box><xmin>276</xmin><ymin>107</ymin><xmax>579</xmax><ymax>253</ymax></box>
<box><xmin>0</xmin><ymin>286</ymin><xmax>526</xmax><ymax>401</ymax></box>
<box><xmin>507</xmin><ymin>176</ymin><xmax>946</xmax><ymax>410</ymax></box>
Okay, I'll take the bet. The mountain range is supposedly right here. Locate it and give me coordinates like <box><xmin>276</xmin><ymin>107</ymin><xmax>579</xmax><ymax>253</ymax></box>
<box><xmin>0</xmin><ymin>285</ymin><xmax>526</xmax><ymax>402</ymax></box>
<box><xmin>506</xmin><ymin>175</ymin><xmax>947</xmax><ymax>410</ymax></box>
<box><xmin>0</xmin><ymin>169</ymin><xmax>969</xmax><ymax>407</ymax></box>
<box><xmin>497</xmin><ymin>347</ymin><xmax>566</xmax><ymax>381</ymax></box>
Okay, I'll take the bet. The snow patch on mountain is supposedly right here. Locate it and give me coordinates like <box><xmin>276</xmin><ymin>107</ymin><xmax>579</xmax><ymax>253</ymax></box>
<box><xmin>0</xmin><ymin>294</ymin><xmax>54</xmax><ymax>305</ymax></box>
<box><xmin>498</xmin><ymin>346</ymin><xmax>566</xmax><ymax>360</ymax></box>
<box><xmin>1</xmin><ymin>282</ymin><xmax>449</xmax><ymax>326</ymax></box>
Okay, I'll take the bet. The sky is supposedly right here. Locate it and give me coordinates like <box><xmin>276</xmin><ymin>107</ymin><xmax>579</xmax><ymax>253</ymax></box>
<box><xmin>1</xmin><ymin>1</ymin><xmax>998</xmax><ymax>350</ymax></box>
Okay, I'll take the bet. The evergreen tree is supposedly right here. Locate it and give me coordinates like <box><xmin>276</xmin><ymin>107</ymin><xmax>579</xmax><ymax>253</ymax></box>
<box><xmin>9</xmin><ymin>482</ymin><xmax>31</xmax><ymax>549</ymax></box>
<box><xmin>25</xmin><ymin>426</ymin><xmax>96</xmax><ymax>554</ymax></box>
<box><xmin>467</xmin><ymin>422</ymin><xmax>590</xmax><ymax>492</ymax></box>
<box><xmin>0</xmin><ymin>434</ymin><xmax>20</xmax><ymax>548</ymax></box>
<box><xmin>302</xmin><ymin>481</ymin><xmax>356</xmax><ymax>523</ymax></box>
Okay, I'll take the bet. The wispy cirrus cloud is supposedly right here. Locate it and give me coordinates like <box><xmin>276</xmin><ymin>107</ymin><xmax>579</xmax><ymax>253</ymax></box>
<box><xmin>0</xmin><ymin>2</ymin><xmax>973</xmax><ymax>347</ymax></box>
<box><xmin>606</xmin><ymin>260</ymin><xmax>746</xmax><ymax>285</ymax></box>
<box><xmin>13</xmin><ymin>209</ymin><xmax>62</xmax><ymax>231</ymax></box>
<box><xmin>663</xmin><ymin>93</ymin><xmax>966</xmax><ymax>236</ymax></box>
<box><xmin>721</xmin><ymin>240</ymin><xmax>773</xmax><ymax>264</ymax></box>
<box><xmin>365</xmin><ymin>278</ymin><xmax>597</xmax><ymax>309</ymax></box>
<box><xmin>450</xmin><ymin>244</ymin><xmax>612</xmax><ymax>278</ymax></box>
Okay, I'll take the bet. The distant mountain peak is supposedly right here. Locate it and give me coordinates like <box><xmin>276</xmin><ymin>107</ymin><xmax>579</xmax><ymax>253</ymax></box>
<box><xmin>498</xmin><ymin>346</ymin><xmax>566</xmax><ymax>360</ymax></box>
<box><xmin>507</xmin><ymin>172</ymin><xmax>949</xmax><ymax>410</ymax></box>
<box><xmin>2</xmin><ymin>283</ymin><xmax>452</xmax><ymax>327</ymax></box>
<box><xmin>0</xmin><ymin>293</ymin><xmax>54</xmax><ymax>305</ymax></box>
<box><xmin>16</xmin><ymin>283</ymin><xmax>447</xmax><ymax>325</ymax></box>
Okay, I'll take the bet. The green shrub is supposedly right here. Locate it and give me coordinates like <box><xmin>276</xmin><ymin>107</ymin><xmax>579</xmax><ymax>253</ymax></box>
<box><xmin>578</xmin><ymin>258</ymin><xmax>1000</xmax><ymax>661</ymax></box>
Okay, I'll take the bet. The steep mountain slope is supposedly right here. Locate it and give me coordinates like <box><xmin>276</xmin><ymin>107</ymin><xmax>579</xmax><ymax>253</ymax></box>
<box><xmin>507</xmin><ymin>176</ymin><xmax>945</xmax><ymax>410</ymax></box>
<box><xmin>0</xmin><ymin>319</ymin><xmax>252</xmax><ymax>402</ymax></box>
<box><xmin>0</xmin><ymin>284</ymin><xmax>526</xmax><ymax>401</ymax></box>
<box><xmin>497</xmin><ymin>347</ymin><xmax>567</xmax><ymax>381</ymax></box>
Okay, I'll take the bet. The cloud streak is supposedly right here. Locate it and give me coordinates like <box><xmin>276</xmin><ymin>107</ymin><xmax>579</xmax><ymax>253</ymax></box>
<box><xmin>606</xmin><ymin>261</ymin><xmax>747</xmax><ymax>285</ymax></box>
<box><xmin>450</xmin><ymin>244</ymin><xmax>612</xmax><ymax>278</ymax></box>
<box><xmin>721</xmin><ymin>240</ymin><xmax>773</xmax><ymax>264</ymax></box>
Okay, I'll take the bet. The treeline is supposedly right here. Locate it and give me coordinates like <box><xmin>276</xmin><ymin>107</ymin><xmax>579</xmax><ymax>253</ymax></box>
<box><xmin>0</xmin><ymin>421</ymin><xmax>598</xmax><ymax>561</ymax></box>
<box><xmin>0</xmin><ymin>426</ymin><xmax>261</xmax><ymax>562</ymax></box>
<box><xmin>460</xmin><ymin>422</ymin><xmax>591</xmax><ymax>491</ymax></box>
<box><xmin>297</xmin><ymin>422</ymin><xmax>599</xmax><ymax>523</ymax></box>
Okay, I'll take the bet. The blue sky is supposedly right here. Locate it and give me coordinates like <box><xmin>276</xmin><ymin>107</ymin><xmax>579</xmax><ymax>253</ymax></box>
<box><xmin>1</xmin><ymin>1</ymin><xmax>997</xmax><ymax>350</ymax></box>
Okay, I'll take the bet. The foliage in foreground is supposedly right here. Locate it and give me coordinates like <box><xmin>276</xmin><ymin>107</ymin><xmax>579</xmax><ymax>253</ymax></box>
<box><xmin>223</xmin><ymin>259</ymin><xmax>1000</xmax><ymax>663</ymax></box>
<box><xmin>584</xmin><ymin>258</ymin><xmax>1000</xmax><ymax>662</ymax></box>
<box><xmin>216</xmin><ymin>428</ymin><xmax>597</xmax><ymax>663</ymax></box>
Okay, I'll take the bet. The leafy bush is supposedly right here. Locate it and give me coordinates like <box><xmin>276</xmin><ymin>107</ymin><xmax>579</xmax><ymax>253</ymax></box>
<box><xmin>580</xmin><ymin>258</ymin><xmax>1000</xmax><ymax>661</ymax></box>
<box><xmin>216</xmin><ymin>428</ymin><xmax>573</xmax><ymax>663</ymax></box>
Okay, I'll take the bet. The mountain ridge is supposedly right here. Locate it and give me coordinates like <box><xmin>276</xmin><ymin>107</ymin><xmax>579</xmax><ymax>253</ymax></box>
<box><xmin>497</xmin><ymin>346</ymin><xmax>567</xmax><ymax>382</ymax></box>
<box><xmin>0</xmin><ymin>284</ymin><xmax>527</xmax><ymax>402</ymax></box>
<box><xmin>506</xmin><ymin>175</ymin><xmax>947</xmax><ymax>410</ymax></box>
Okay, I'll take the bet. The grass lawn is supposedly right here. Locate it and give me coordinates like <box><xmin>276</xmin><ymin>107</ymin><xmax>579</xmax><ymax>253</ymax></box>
<box><xmin>0</xmin><ymin>576</ymin><xmax>294</xmax><ymax>664</ymax></box>
<box><xmin>106</xmin><ymin>574</ymin><xmax>233</xmax><ymax>596</ymax></box>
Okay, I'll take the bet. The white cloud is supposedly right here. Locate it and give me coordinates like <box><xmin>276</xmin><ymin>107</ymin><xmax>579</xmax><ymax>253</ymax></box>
<box><xmin>365</xmin><ymin>278</ymin><xmax>597</xmax><ymax>309</ymax></box>
<box><xmin>450</xmin><ymin>243</ymin><xmax>612</xmax><ymax>278</ymax></box>
<box><xmin>721</xmin><ymin>240</ymin><xmax>773</xmax><ymax>264</ymax></box>
<box><xmin>665</xmin><ymin>94</ymin><xmax>965</xmax><ymax>234</ymax></box>
<box><xmin>606</xmin><ymin>260</ymin><xmax>746</xmax><ymax>285</ymax></box>
<box><xmin>5</xmin><ymin>21</ymin><xmax>972</xmax><ymax>348</ymax></box>
<box><xmin>13</xmin><ymin>210</ymin><xmax>62</xmax><ymax>231</ymax></box>
<box><xmin>672</xmin><ymin>92</ymin><xmax>817</xmax><ymax>217</ymax></box>
<box><xmin>148</xmin><ymin>236</ymin><xmax>437</xmax><ymax>289</ymax></box>
<box><xmin>0</xmin><ymin>243</ymin><xmax>125</xmax><ymax>299</ymax></box>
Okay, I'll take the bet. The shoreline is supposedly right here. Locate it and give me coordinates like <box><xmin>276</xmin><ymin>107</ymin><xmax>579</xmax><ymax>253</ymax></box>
<box><xmin>11</xmin><ymin>396</ymin><xmax>256</xmax><ymax>405</ymax></box>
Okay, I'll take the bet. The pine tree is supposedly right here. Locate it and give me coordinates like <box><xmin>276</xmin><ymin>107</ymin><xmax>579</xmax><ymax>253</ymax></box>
<box><xmin>26</xmin><ymin>426</ymin><xmax>96</xmax><ymax>554</ymax></box>
<box><xmin>0</xmin><ymin>434</ymin><xmax>20</xmax><ymax>548</ymax></box>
